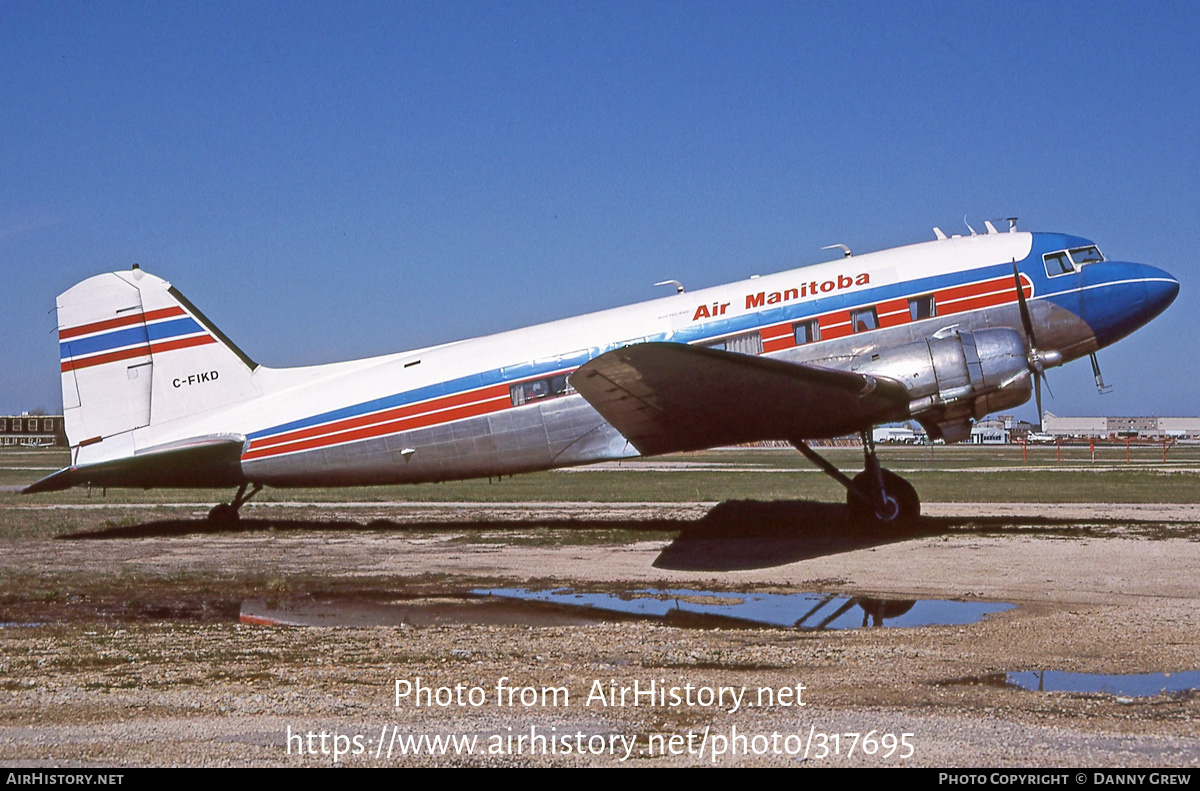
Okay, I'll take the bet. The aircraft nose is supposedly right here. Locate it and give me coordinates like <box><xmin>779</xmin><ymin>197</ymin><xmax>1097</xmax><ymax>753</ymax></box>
<box><xmin>1080</xmin><ymin>261</ymin><xmax>1179</xmax><ymax>348</ymax></box>
<box><xmin>1142</xmin><ymin>264</ymin><xmax>1180</xmax><ymax>319</ymax></box>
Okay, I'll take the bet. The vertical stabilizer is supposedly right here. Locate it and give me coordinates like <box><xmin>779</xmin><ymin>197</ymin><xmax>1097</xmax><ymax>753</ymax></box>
<box><xmin>57</xmin><ymin>268</ymin><xmax>260</xmax><ymax>447</ymax></box>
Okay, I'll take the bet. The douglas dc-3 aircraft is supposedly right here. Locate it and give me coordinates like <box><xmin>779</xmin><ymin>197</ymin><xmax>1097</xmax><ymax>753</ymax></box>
<box><xmin>25</xmin><ymin>220</ymin><xmax>1178</xmax><ymax>528</ymax></box>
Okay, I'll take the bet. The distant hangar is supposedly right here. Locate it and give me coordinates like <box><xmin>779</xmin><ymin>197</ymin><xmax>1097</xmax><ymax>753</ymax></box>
<box><xmin>1042</xmin><ymin>412</ymin><xmax>1200</xmax><ymax>440</ymax></box>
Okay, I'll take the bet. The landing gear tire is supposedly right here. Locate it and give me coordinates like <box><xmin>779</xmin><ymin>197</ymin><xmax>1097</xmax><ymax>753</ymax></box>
<box><xmin>847</xmin><ymin>468</ymin><xmax>919</xmax><ymax>529</ymax></box>
<box><xmin>207</xmin><ymin>503</ymin><xmax>240</xmax><ymax>529</ymax></box>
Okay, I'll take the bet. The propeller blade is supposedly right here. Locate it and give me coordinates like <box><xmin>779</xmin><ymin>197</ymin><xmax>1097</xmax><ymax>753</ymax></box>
<box><xmin>1011</xmin><ymin>262</ymin><xmax>1037</xmax><ymax>347</ymax></box>
<box><xmin>1034</xmin><ymin>373</ymin><xmax>1043</xmax><ymax>429</ymax></box>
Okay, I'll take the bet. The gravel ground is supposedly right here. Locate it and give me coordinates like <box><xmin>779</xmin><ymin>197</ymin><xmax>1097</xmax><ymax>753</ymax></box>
<box><xmin>1</xmin><ymin>501</ymin><xmax>1198</xmax><ymax>767</ymax></box>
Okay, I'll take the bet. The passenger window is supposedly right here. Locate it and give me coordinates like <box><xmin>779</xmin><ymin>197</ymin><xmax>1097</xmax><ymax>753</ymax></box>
<box><xmin>851</xmin><ymin>307</ymin><xmax>879</xmax><ymax>333</ymax></box>
<box><xmin>793</xmin><ymin>319</ymin><xmax>821</xmax><ymax>345</ymax></box>
<box><xmin>702</xmin><ymin>331</ymin><xmax>763</xmax><ymax>355</ymax></box>
<box><xmin>1043</xmin><ymin>251</ymin><xmax>1075</xmax><ymax>276</ymax></box>
<box><xmin>908</xmin><ymin>295</ymin><xmax>936</xmax><ymax>320</ymax></box>
<box><xmin>509</xmin><ymin>375</ymin><xmax>571</xmax><ymax>406</ymax></box>
<box><xmin>726</xmin><ymin>332</ymin><xmax>762</xmax><ymax>355</ymax></box>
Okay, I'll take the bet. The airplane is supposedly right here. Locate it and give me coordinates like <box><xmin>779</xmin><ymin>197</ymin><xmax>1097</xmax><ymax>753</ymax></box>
<box><xmin>25</xmin><ymin>219</ymin><xmax>1178</xmax><ymax>529</ymax></box>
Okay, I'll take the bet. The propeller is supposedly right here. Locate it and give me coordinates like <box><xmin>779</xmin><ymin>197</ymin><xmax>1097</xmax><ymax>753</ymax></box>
<box><xmin>1011</xmin><ymin>262</ymin><xmax>1062</xmax><ymax>427</ymax></box>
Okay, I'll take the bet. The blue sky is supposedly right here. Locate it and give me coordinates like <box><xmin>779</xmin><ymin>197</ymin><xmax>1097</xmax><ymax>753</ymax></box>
<box><xmin>3</xmin><ymin>1</ymin><xmax>1197</xmax><ymax>424</ymax></box>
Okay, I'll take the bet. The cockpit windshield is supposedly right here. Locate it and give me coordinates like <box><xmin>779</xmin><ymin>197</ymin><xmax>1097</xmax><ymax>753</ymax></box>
<box><xmin>1068</xmin><ymin>246</ymin><xmax>1104</xmax><ymax>266</ymax></box>
<box><xmin>1043</xmin><ymin>245</ymin><xmax>1104</xmax><ymax>277</ymax></box>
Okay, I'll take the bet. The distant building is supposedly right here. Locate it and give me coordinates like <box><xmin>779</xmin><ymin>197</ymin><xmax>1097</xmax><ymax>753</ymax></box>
<box><xmin>1158</xmin><ymin>418</ymin><xmax>1200</xmax><ymax>438</ymax></box>
<box><xmin>873</xmin><ymin>426</ymin><xmax>917</xmax><ymax>443</ymax></box>
<box><xmin>994</xmin><ymin>414</ymin><xmax>1037</xmax><ymax>442</ymax></box>
<box><xmin>1042</xmin><ymin>412</ymin><xmax>1107</xmax><ymax>438</ymax></box>
<box><xmin>0</xmin><ymin>414</ymin><xmax>67</xmax><ymax>447</ymax></box>
<box><xmin>970</xmin><ymin>418</ymin><xmax>1009</xmax><ymax>444</ymax></box>
<box><xmin>1042</xmin><ymin>412</ymin><xmax>1200</xmax><ymax>440</ymax></box>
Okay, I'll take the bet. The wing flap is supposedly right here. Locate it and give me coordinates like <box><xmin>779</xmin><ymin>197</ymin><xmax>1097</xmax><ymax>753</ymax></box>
<box><xmin>570</xmin><ymin>343</ymin><xmax>910</xmax><ymax>456</ymax></box>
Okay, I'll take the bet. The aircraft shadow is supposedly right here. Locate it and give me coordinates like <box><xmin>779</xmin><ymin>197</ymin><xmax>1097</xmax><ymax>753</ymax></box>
<box><xmin>56</xmin><ymin>516</ymin><xmax>692</xmax><ymax>541</ymax></box>
<box><xmin>654</xmin><ymin>501</ymin><xmax>1174</xmax><ymax>571</ymax></box>
<box><xmin>54</xmin><ymin>499</ymin><xmax>1138</xmax><ymax>570</ymax></box>
<box><xmin>654</xmin><ymin>500</ymin><xmax>941</xmax><ymax>571</ymax></box>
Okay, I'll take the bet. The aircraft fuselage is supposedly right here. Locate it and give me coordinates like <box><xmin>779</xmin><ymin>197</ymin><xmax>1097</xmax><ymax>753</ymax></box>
<box><xmin>46</xmin><ymin>228</ymin><xmax>1178</xmax><ymax>492</ymax></box>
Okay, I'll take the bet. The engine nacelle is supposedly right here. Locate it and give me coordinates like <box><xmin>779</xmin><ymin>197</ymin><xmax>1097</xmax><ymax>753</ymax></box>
<box><xmin>850</xmin><ymin>328</ymin><xmax>1032</xmax><ymax>443</ymax></box>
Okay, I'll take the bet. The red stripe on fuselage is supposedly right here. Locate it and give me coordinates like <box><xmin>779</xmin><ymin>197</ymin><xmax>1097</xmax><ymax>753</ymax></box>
<box><xmin>935</xmin><ymin>275</ymin><xmax>1028</xmax><ymax>306</ymax></box>
<box><xmin>760</xmin><ymin>322</ymin><xmax>796</xmax><ymax>353</ymax></box>
<box><xmin>247</xmin><ymin>383</ymin><xmax>514</xmax><ymax>453</ymax></box>
<box><xmin>876</xmin><ymin>298</ymin><xmax>911</xmax><ymax>328</ymax></box>
<box><xmin>241</xmin><ymin>391</ymin><xmax>512</xmax><ymax>461</ymax></box>
<box><xmin>819</xmin><ymin>312</ymin><xmax>853</xmax><ymax>340</ymax></box>
<box><xmin>937</xmin><ymin>278</ymin><xmax>1030</xmax><ymax>316</ymax></box>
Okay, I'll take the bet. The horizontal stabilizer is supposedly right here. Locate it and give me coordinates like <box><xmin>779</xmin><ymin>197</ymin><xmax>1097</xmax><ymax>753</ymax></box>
<box><xmin>570</xmin><ymin>343</ymin><xmax>909</xmax><ymax>456</ymax></box>
<box><xmin>23</xmin><ymin>435</ymin><xmax>247</xmax><ymax>493</ymax></box>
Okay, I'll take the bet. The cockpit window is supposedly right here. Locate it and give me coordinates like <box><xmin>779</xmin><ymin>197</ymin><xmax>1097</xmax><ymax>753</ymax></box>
<box><xmin>1068</xmin><ymin>246</ymin><xmax>1104</xmax><ymax>266</ymax></box>
<box><xmin>1043</xmin><ymin>251</ymin><xmax>1075</xmax><ymax>277</ymax></box>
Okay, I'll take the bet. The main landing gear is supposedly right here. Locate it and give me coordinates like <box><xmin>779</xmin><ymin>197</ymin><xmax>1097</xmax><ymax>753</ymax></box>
<box><xmin>790</xmin><ymin>431</ymin><xmax>920</xmax><ymax>529</ymax></box>
<box><xmin>207</xmin><ymin>482</ymin><xmax>263</xmax><ymax>528</ymax></box>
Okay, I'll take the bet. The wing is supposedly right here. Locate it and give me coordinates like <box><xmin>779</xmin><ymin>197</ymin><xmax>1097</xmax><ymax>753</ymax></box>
<box><xmin>22</xmin><ymin>435</ymin><xmax>246</xmax><ymax>493</ymax></box>
<box><xmin>570</xmin><ymin>343</ymin><xmax>910</xmax><ymax>456</ymax></box>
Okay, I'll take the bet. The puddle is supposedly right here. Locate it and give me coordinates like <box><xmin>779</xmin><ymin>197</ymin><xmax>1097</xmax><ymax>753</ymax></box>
<box><xmin>239</xmin><ymin>595</ymin><xmax>633</xmax><ymax>627</ymax></box>
<box><xmin>1003</xmin><ymin>670</ymin><xmax>1200</xmax><ymax>697</ymax></box>
<box><xmin>240</xmin><ymin>588</ymin><xmax>1012</xmax><ymax>629</ymax></box>
<box><xmin>476</xmin><ymin>588</ymin><xmax>1013</xmax><ymax>630</ymax></box>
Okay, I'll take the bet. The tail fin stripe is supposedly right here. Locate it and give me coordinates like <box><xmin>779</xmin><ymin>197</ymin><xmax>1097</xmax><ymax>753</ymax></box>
<box><xmin>60</xmin><ymin>334</ymin><xmax>217</xmax><ymax>373</ymax></box>
<box><xmin>59</xmin><ymin>306</ymin><xmax>186</xmax><ymax>340</ymax></box>
<box><xmin>60</xmin><ymin>326</ymin><xmax>149</xmax><ymax>359</ymax></box>
<box><xmin>145</xmin><ymin>317</ymin><xmax>205</xmax><ymax>341</ymax></box>
<box><xmin>148</xmin><ymin>334</ymin><xmax>217</xmax><ymax>355</ymax></box>
<box><xmin>60</xmin><ymin>344</ymin><xmax>151</xmax><ymax>372</ymax></box>
<box><xmin>60</xmin><ymin>318</ymin><xmax>206</xmax><ymax>360</ymax></box>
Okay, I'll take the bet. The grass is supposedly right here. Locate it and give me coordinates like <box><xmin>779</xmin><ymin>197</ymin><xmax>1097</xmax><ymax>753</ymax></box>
<box><xmin>4</xmin><ymin>444</ymin><xmax>1200</xmax><ymax>509</ymax></box>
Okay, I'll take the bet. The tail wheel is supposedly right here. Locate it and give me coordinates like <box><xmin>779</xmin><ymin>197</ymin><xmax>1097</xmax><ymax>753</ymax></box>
<box><xmin>847</xmin><ymin>468</ymin><xmax>919</xmax><ymax>528</ymax></box>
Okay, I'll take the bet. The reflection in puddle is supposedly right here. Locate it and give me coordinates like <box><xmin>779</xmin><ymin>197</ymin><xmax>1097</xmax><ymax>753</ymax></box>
<box><xmin>475</xmin><ymin>588</ymin><xmax>1014</xmax><ymax>630</ymax></box>
<box><xmin>239</xmin><ymin>589</ymin><xmax>1012</xmax><ymax>629</ymax></box>
<box><xmin>1005</xmin><ymin>670</ymin><xmax>1200</xmax><ymax>697</ymax></box>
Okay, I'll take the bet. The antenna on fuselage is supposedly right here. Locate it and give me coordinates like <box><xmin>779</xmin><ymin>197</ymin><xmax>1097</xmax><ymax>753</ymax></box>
<box><xmin>964</xmin><ymin>216</ymin><xmax>977</xmax><ymax>236</ymax></box>
<box><xmin>1006</xmin><ymin>217</ymin><xmax>1019</xmax><ymax>233</ymax></box>
<box><xmin>933</xmin><ymin>227</ymin><xmax>947</xmax><ymax>240</ymax></box>
<box><xmin>984</xmin><ymin>220</ymin><xmax>998</xmax><ymax>234</ymax></box>
<box><xmin>654</xmin><ymin>279</ymin><xmax>685</xmax><ymax>294</ymax></box>
<box><xmin>821</xmin><ymin>243</ymin><xmax>852</xmax><ymax>258</ymax></box>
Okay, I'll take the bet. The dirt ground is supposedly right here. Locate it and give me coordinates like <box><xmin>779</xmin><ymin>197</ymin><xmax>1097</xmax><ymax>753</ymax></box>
<box><xmin>1</xmin><ymin>500</ymin><xmax>1198</xmax><ymax>767</ymax></box>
